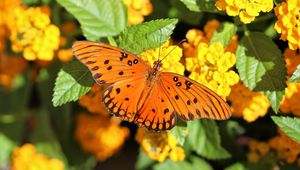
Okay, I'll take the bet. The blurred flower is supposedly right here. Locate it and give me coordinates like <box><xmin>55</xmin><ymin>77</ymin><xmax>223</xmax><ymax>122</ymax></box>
<box><xmin>269</xmin><ymin>130</ymin><xmax>300</xmax><ymax>163</ymax></box>
<box><xmin>11</xmin><ymin>143</ymin><xmax>64</xmax><ymax>170</ymax></box>
<box><xmin>123</xmin><ymin>0</ymin><xmax>152</xmax><ymax>25</ymax></box>
<box><xmin>0</xmin><ymin>55</ymin><xmax>27</xmax><ymax>90</ymax></box>
<box><xmin>228</xmin><ymin>82</ymin><xmax>270</xmax><ymax>122</ymax></box>
<box><xmin>7</xmin><ymin>6</ymin><xmax>60</xmax><ymax>61</ymax></box>
<box><xmin>79</xmin><ymin>84</ymin><xmax>109</xmax><ymax>115</ymax></box>
<box><xmin>139</xmin><ymin>39</ymin><xmax>185</xmax><ymax>74</ymax></box>
<box><xmin>57</xmin><ymin>49</ymin><xmax>73</xmax><ymax>63</ymax></box>
<box><xmin>0</xmin><ymin>0</ymin><xmax>21</xmax><ymax>26</ymax></box>
<box><xmin>247</xmin><ymin>140</ymin><xmax>270</xmax><ymax>163</ymax></box>
<box><xmin>215</xmin><ymin>0</ymin><xmax>273</xmax><ymax>24</ymax></box>
<box><xmin>135</xmin><ymin>128</ymin><xmax>185</xmax><ymax>162</ymax></box>
<box><xmin>274</xmin><ymin>0</ymin><xmax>300</xmax><ymax>50</ymax></box>
<box><xmin>185</xmin><ymin>41</ymin><xmax>239</xmax><ymax>98</ymax></box>
<box><xmin>280</xmin><ymin>48</ymin><xmax>300</xmax><ymax>116</ymax></box>
<box><xmin>75</xmin><ymin>113</ymin><xmax>129</xmax><ymax>161</ymax></box>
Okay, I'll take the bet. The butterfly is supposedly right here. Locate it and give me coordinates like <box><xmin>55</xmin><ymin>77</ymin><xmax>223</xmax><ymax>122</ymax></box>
<box><xmin>72</xmin><ymin>41</ymin><xmax>231</xmax><ymax>131</ymax></box>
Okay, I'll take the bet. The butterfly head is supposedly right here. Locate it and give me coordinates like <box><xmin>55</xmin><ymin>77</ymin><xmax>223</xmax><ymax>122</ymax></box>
<box><xmin>151</xmin><ymin>60</ymin><xmax>162</xmax><ymax>76</ymax></box>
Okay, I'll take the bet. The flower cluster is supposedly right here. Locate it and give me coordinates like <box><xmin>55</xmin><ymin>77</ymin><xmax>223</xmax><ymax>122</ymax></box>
<box><xmin>6</xmin><ymin>6</ymin><xmax>60</xmax><ymax>61</ymax></box>
<box><xmin>139</xmin><ymin>40</ymin><xmax>185</xmax><ymax>74</ymax></box>
<box><xmin>135</xmin><ymin>128</ymin><xmax>185</xmax><ymax>162</ymax></box>
<box><xmin>215</xmin><ymin>0</ymin><xmax>273</xmax><ymax>24</ymax></box>
<box><xmin>79</xmin><ymin>84</ymin><xmax>108</xmax><ymax>115</ymax></box>
<box><xmin>274</xmin><ymin>0</ymin><xmax>300</xmax><ymax>50</ymax></box>
<box><xmin>280</xmin><ymin>48</ymin><xmax>300</xmax><ymax>117</ymax></box>
<box><xmin>183</xmin><ymin>20</ymin><xmax>239</xmax><ymax>98</ymax></box>
<box><xmin>11</xmin><ymin>143</ymin><xmax>64</xmax><ymax>170</ymax></box>
<box><xmin>75</xmin><ymin>113</ymin><xmax>129</xmax><ymax>161</ymax></box>
<box><xmin>228</xmin><ymin>82</ymin><xmax>270</xmax><ymax>122</ymax></box>
<box><xmin>185</xmin><ymin>41</ymin><xmax>239</xmax><ymax>98</ymax></box>
<box><xmin>123</xmin><ymin>0</ymin><xmax>153</xmax><ymax>25</ymax></box>
<box><xmin>247</xmin><ymin>130</ymin><xmax>300</xmax><ymax>164</ymax></box>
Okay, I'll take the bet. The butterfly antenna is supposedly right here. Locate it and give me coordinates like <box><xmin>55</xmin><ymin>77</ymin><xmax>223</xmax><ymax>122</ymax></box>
<box><xmin>160</xmin><ymin>39</ymin><xmax>187</xmax><ymax>62</ymax></box>
<box><xmin>158</xmin><ymin>29</ymin><xmax>163</xmax><ymax>62</ymax></box>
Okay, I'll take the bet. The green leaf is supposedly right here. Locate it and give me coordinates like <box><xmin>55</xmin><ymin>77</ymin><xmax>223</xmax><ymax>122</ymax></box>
<box><xmin>57</xmin><ymin>0</ymin><xmax>127</xmax><ymax>41</ymax></box>
<box><xmin>289</xmin><ymin>64</ymin><xmax>300</xmax><ymax>82</ymax></box>
<box><xmin>135</xmin><ymin>149</ymin><xmax>155</xmax><ymax>170</ymax></box>
<box><xmin>187</xmin><ymin>120</ymin><xmax>231</xmax><ymax>160</ymax></box>
<box><xmin>154</xmin><ymin>160</ymin><xmax>191</xmax><ymax>170</ymax></box>
<box><xmin>210</xmin><ymin>22</ymin><xmax>237</xmax><ymax>47</ymax></box>
<box><xmin>236</xmin><ymin>32</ymin><xmax>286</xmax><ymax>112</ymax></box>
<box><xmin>190</xmin><ymin>156</ymin><xmax>213</xmax><ymax>170</ymax></box>
<box><xmin>118</xmin><ymin>18</ymin><xmax>178</xmax><ymax>54</ymax></box>
<box><xmin>170</xmin><ymin>125</ymin><xmax>187</xmax><ymax>146</ymax></box>
<box><xmin>179</xmin><ymin>0</ymin><xmax>218</xmax><ymax>12</ymax></box>
<box><xmin>52</xmin><ymin>60</ymin><xmax>94</xmax><ymax>107</ymax></box>
<box><xmin>22</xmin><ymin>0</ymin><xmax>39</xmax><ymax>5</ymax></box>
<box><xmin>169</xmin><ymin>0</ymin><xmax>203</xmax><ymax>25</ymax></box>
<box><xmin>154</xmin><ymin>156</ymin><xmax>213</xmax><ymax>170</ymax></box>
<box><xmin>0</xmin><ymin>133</ymin><xmax>17</xmax><ymax>169</ymax></box>
<box><xmin>271</xmin><ymin>116</ymin><xmax>300</xmax><ymax>143</ymax></box>
<box><xmin>225</xmin><ymin>162</ymin><xmax>247</xmax><ymax>170</ymax></box>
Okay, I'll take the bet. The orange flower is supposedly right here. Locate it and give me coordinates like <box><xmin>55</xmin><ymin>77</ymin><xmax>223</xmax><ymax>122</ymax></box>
<box><xmin>79</xmin><ymin>84</ymin><xmax>109</xmax><ymax>115</ymax></box>
<box><xmin>75</xmin><ymin>113</ymin><xmax>129</xmax><ymax>161</ymax></box>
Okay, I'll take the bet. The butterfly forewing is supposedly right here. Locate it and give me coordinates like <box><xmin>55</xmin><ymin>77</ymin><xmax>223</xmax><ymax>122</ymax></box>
<box><xmin>159</xmin><ymin>72</ymin><xmax>231</xmax><ymax>121</ymax></box>
<box><xmin>72</xmin><ymin>41</ymin><xmax>150</xmax><ymax>84</ymax></box>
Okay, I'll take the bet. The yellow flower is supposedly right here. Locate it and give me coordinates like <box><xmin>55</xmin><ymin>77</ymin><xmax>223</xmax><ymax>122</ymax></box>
<box><xmin>183</xmin><ymin>20</ymin><xmax>238</xmax><ymax>58</ymax></box>
<box><xmin>79</xmin><ymin>84</ymin><xmax>109</xmax><ymax>115</ymax></box>
<box><xmin>75</xmin><ymin>113</ymin><xmax>129</xmax><ymax>161</ymax></box>
<box><xmin>216</xmin><ymin>0</ymin><xmax>273</xmax><ymax>24</ymax></box>
<box><xmin>185</xmin><ymin>42</ymin><xmax>239</xmax><ymax>98</ymax></box>
<box><xmin>139</xmin><ymin>40</ymin><xmax>185</xmax><ymax>74</ymax></box>
<box><xmin>11</xmin><ymin>143</ymin><xmax>64</xmax><ymax>170</ymax></box>
<box><xmin>123</xmin><ymin>0</ymin><xmax>152</xmax><ymax>25</ymax></box>
<box><xmin>274</xmin><ymin>0</ymin><xmax>300</xmax><ymax>50</ymax></box>
<box><xmin>7</xmin><ymin>6</ymin><xmax>60</xmax><ymax>61</ymax></box>
<box><xmin>228</xmin><ymin>82</ymin><xmax>270</xmax><ymax>122</ymax></box>
<box><xmin>135</xmin><ymin>128</ymin><xmax>185</xmax><ymax>162</ymax></box>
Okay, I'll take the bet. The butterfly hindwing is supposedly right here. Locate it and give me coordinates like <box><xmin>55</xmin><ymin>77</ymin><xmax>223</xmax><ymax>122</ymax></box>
<box><xmin>133</xmin><ymin>82</ymin><xmax>177</xmax><ymax>131</ymax></box>
<box><xmin>72</xmin><ymin>41</ymin><xmax>150</xmax><ymax>84</ymax></box>
<box><xmin>159</xmin><ymin>72</ymin><xmax>231</xmax><ymax>121</ymax></box>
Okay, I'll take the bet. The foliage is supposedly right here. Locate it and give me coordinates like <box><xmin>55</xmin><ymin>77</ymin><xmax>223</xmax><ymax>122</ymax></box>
<box><xmin>1</xmin><ymin>0</ymin><xmax>300</xmax><ymax>170</ymax></box>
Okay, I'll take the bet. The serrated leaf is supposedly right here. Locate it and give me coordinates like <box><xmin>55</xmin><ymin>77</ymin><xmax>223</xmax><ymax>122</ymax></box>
<box><xmin>118</xmin><ymin>18</ymin><xmax>178</xmax><ymax>54</ymax></box>
<box><xmin>180</xmin><ymin>0</ymin><xmax>218</xmax><ymax>12</ymax></box>
<box><xmin>57</xmin><ymin>0</ymin><xmax>127</xmax><ymax>41</ymax></box>
<box><xmin>289</xmin><ymin>64</ymin><xmax>300</xmax><ymax>82</ymax></box>
<box><xmin>225</xmin><ymin>163</ymin><xmax>247</xmax><ymax>170</ymax></box>
<box><xmin>170</xmin><ymin>125</ymin><xmax>187</xmax><ymax>146</ymax></box>
<box><xmin>271</xmin><ymin>116</ymin><xmax>300</xmax><ymax>143</ymax></box>
<box><xmin>236</xmin><ymin>32</ymin><xmax>286</xmax><ymax>112</ymax></box>
<box><xmin>190</xmin><ymin>156</ymin><xmax>213</xmax><ymax>170</ymax></box>
<box><xmin>187</xmin><ymin>120</ymin><xmax>231</xmax><ymax>160</ymax></box>
<box><xmin>170</xmin><ymin>0</ymin><xmax>203</xmax><ymax>25</ymax></box>
<box><xmin>210</xmin><ymin>22</ymin><xmax>237</xmax><ymax>47</ymax></box>
<box><xmin>52</xmin><ymin>60</ymin><xmax>94</xmax><ymax>107</ymax></box>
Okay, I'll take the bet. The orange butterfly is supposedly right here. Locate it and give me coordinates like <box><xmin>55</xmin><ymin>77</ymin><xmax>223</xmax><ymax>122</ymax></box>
<box><xmin>72</xmin><ymin>41</ymin><xmax>231</xmax><ymax>131</ymax></box>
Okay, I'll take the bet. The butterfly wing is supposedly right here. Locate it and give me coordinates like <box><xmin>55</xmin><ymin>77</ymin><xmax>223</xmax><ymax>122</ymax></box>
<box><xmin>133</xmin><ymin>81</ymin><xmax>178</xmax><ymax>131</ymax></box>
<box><xmin>72</xmin><ymin>41</ymin><xmax>150</xmax><ymax>84</ymax></box>
<box><xmin>158</xmin><ymin>72</ymin><xmax>231</xmax><ymax>121</ymax></box>
<box><xmin>73</xmin><ymin>41</ymin><xmax>152</xmax><ymax>121</ymax></box>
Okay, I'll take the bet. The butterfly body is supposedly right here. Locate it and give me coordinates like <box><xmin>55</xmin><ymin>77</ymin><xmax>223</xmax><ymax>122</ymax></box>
<box><xmin>72</xmin><ymin>41</ymin><xmax>231</xmax><ymax>131</ymax></box>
